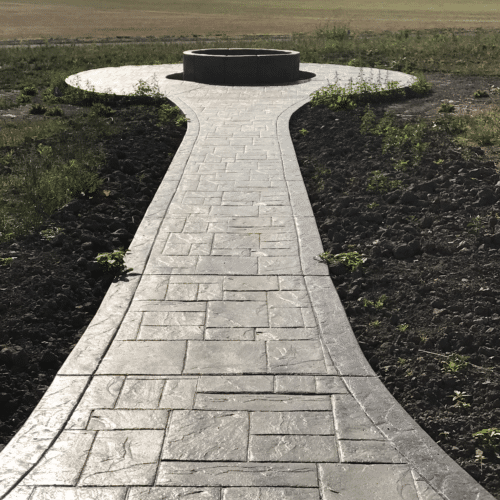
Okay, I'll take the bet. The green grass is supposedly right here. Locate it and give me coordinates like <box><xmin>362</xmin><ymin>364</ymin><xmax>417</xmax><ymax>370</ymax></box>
<box><xmin>1</xmin><ymin>21</ymin><xmax>500</xmax><ymax>243</ymax></box>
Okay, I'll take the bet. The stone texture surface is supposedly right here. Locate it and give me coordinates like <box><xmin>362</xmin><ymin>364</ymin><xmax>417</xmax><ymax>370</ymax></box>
<box><xmin>0</xmin><ymin>62</ymin><xmax>490</xmax><ymax>500</ymax></box>
<box><xmin>79</xmin><ymin>430</ymin><xmax>164</xmax><ymax>485</ymax></box>
<box><xmin>162</xmin><ymin>410</ymin><xmax>249</xmax><ymax>461</ymax></box>
<box><xmin>318</xmin><ymin>464</ymin><xmax>419</xmax><ymax>500</ymax></box>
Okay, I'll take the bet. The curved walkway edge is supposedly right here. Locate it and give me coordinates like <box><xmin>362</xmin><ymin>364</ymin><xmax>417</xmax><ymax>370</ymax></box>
<box><xmin>0</xmin><ymin>62</ymin><xmax>494</xmax><ymax>500</ymax></box>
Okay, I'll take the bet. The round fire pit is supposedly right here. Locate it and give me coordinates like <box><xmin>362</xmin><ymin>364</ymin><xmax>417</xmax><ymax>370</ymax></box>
<box><xmin>183</xmin><ymin>48</ymin><xmax>300</xmax><ymax>85</ymax></box>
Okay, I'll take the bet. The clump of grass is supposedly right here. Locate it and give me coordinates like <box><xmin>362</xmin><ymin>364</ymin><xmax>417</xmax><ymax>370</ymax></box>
<box><xmin>319</xmin><ymin>250</ymin><xmax>367</xmax><ymax>271</ymax></box>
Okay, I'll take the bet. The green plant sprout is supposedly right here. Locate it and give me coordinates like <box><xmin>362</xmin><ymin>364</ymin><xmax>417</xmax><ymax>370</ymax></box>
<box><xmin>448</xmin><ymin>390</ymin><xmax>471</xmax><ymax>409</ymax></box>
<box><xmin>0</xmin><ymin>257</ymin><xmax>14</xmax><ymax>267</ymax></box>
<box><xmin>473</xmin><ymin>90</ymin><xmax>489</xmax><ymax>98</ymax></box>
<box><xmin>319</xmin><ymin>250</ymin><xmax>367</xmax><ymax>271</ymax></box>
<box><xmin>369</xmin><ymin>320</ymin><xmax>381</xmax><ymax>327</ymax></box>
<box><xmin>441</xmin><ymin>353</ymin><xmax>470</xmax><ymax>373</ymax></box>
<box><xmin>393</xmin><ymin>159</ymin><xmax>409</xmax><ymax>171</ymax></box>
<box><xmin>439</xmin><ymin>102</ymin><xmax>455</xmax><ymax>113</ymax></box>
<box><xmin>39</xmin><ymin>226</ymin><xmax>64</xmax><ymax>241</ymax></box>
<box><xmin>367</xmin><ymin>202</ymin><xmax>379</xmax><ymax>209</ymax></box>
<box><xmin>299</xmin><ymin>128</ymin><xmax>309</xmax><ymax>136</ymax></box>
<box><xmin>94</xmin><ymin>248</ymin><xmax>133</xmax><ymax>277</ymax></box>
<box><xmin>158</xmin><ymin>103</ymin><xmax>190</xmax><ymax>127</ymax></box>
<box><xmin>419</xmin><ymin>332</ymin><xmax>429</xmax><ymax>343</ymax></box>
<box><xmin>473</xmin><ymin>428</ymin><xmax>500</xmax><ymax>458</ymax></box>
<box><xmin>362</xmin><ymin>295</ymin><xmax>387</xmax><ymax>309</ymax></box>
<box><xmin>397</xmin><ymin>323</ymin><xmax>409</xmax><ymax>332</ymax></box>
<box><xmin>366</xmin><ymin>170</ymin><xmax>403</xmax><ymax>193</ymax></box>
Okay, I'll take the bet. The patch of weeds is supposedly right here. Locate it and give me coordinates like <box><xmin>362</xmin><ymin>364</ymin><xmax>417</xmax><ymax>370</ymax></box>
<box><xmin>360</xmin><ymin>107</ymin><xmax>430</xmax><ymax>163</ymax></box>
<box><xmin>448</xmin><ymin>390</ymin><xmax>471</xmax><ymax>409</ymax></box>
<box><xmin>362</xmin><ymin>295</ymin><xmax>387</xmax><ymax>309</ymax></box>
<box><xmin>39</xmin><ymin>226</ymin><xmax>64</xmax><ymax>241</ymax></box>
<box><xmin>89</xmin><ymin>102</ymin><xmax>115</xmax><ymax>118</ymax></box>
<box><xmin>442</xmin><ymin>353</ymin><xmax>470</xmax><ymax>373</ymax></box>
<box><xmin>366</xmin><ymin>170</ymin><xmax>403</xmax><ymax>193</ymax></box>
<box><xmin>397</xmin><ymin>323</ymin><xmax>409</xmax><ymax>332</ymax></box>
<box><xmin>419</xmin><ymin>332</ymin><xmax>429</xmax><ymax>343</ymax></box>
<box><xmin>319</xmin><ymin>250</ymin><xmax>367</xmax><ymax>271</ymax></box>
<box><xmin>21</xmin><ymin>85</ymin><xmax>37</xmax><ymax>96</ymax></box>
<box><xmin>439</xmin><ymin>102</ymin><xmax>455</xmax><ymax>113</ymax></box>
<box><xmin>0</xmin><ymin>257</ymin><xmax>14</xmax><ymax>267</ymax></box>
<box><xmin>309</xmin><ymin>76</ymin><xmax>406</xmax><ymax>112</ymax></box>
<box><xmin>29</xmin><ymin>103</ymin><xmax>47</xmax><ymax>115</ymax></box>
<box><xmin>369</xmin><ymin>320</ymin><xmax>381</xmax><ymax>328</ymax></box>
<box><xmin>473</xmin><ymin>428</ymin><xmax>500</xmax><ymax>459</ymax></box>
<box><xmin>393</xmin><ymin>159</ymin><xmax>409</xmax><ymax>171</ymax></box>
<box><xmin>94</xmin><ymin>248</ymin><xmax>133</xmax><ymax>277</ymax></box>
<box><xmin>474</xmin><ymin>90</ymin><xmax>489</xmax><ymax>98</ymax></box>
<box><xmin>45</xmin><ymin>107</ymin><xmax>63</xmax><ymax>117</ymax></box>
<box><xmin>158</xmin><ymin>103</ymin><xmax>190</xmax><ymax>127</ymax></box>
<box><xmin>16</xmin><ymin>94</ymin><xmax>32</xmax><ymax>105</ymax></box>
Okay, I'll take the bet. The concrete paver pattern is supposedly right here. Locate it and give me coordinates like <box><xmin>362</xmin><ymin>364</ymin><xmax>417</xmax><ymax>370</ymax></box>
<box><xmin>0</xmin><ymin>62</ymin><xmax>494</xmax><ymax>499</ymax></box>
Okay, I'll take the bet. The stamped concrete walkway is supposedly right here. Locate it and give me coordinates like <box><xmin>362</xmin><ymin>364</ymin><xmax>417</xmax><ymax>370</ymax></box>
<box><xmin>0</xmin><ymin>62</ymin><xmax>494</xmax><ymax>500</ymax></box>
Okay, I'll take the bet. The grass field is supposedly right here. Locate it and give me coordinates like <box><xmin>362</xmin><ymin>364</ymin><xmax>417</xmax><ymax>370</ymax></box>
<box><xmin>1</xmin><ymin>20</ymin><xmax>500</xmax><ymax>243</ymax></box>
<box><xmin>0</xmin><ymin>0</ymin><xmax>500</xmax><ymax>41</ymax></box>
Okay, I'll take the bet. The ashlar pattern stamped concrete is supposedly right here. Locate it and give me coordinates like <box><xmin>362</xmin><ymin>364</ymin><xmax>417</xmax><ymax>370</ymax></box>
<box><xmin>0</xmin><ymin>62</ymin><xmax>494</xmax><ymax>500</ymax></box>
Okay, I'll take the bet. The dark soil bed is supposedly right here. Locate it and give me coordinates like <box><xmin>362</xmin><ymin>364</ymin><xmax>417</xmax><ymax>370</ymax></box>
<box><xmin>0</xmin><ymin>71</ymin><xmax>500</xmax><ymax>497</ymax></box>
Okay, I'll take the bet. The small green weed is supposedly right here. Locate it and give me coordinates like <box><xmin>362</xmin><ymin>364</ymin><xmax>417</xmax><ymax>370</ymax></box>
<box><xmin>474</xmin><ymin>90</ymin><xmax>489</xmax><ymax>98</ymax></box>
<box><xmin>39</xmin><ymin>226</ymin><xmax>64</xmax><ymax>241</ymax></box>
<box><xmin>94</xmin><ymin>248</ymin><xmax>133</xmax><ymax>277</ymax></box>
<box><xmin>393</xmin><ymin>159</ymin><xmax>409</xmax><ymax>171</ymax></box>
<box><xmin>362</xmin><ymin>295</ymin><xmax>387</xmax><ymax>309</ymax></box>
<box><xmin>45</xmin><ymin>107</ymin><xmax>63</xmax><ymax>117</ymax></box>
<box><xmin>299</xmin><ymin>128</ymin><xmax>309</xmax><ymax>136</ymax></box>
<box><xmin>29</xmin><ymin>103</ymin><xmax>47</xmax><ymax>115</ymax></box>
<box><xmin>467</xmin><ymin>215</ymin><xmax>484</xmax><ymax>234</ymax></box>
<box><xmin>21</xmin><ymin>85</ymin><xmax>37</xmax><ymax>96</ymax></box>
<box><xmin>369</xmin><ymin>320</ymin><xmax>381</xmax><ymax>327</ymax></box>
<box><xmin>366</xmin><ymin>170</ymin><xmax>403</xmax><ymax>193</ymax></box>
<box><xmin>448</xmin><ymin>390</ymin><xmax>471</xmax><ymax>409</ymax></box>
<box><xmin>397</xmin><ymin>323</ymin><xmax>409</xmax><ymax>332</ymax></box>
<box><xmin>475</xmin><ymin>448</ymin><xmax>487</xmax><ymax>468</ymax></box>
<box><xmin>439</xmin><ymin>102</ymin><xmax>455</xmax><ymax>113</ymax></box>
<box><xmin>16</xmin><ymin>94</ymin><xmax>32</xmax><ymax>105</ymax></box>
<box><xmin>442</xmin><ymin>353</ymin><xmax>470</xmax><ymax>373</ymax></box>
<box><xmin>433</xmin><ymin>158</ymin><xmax>445</xmax><ymax>164</ymax></box>
<box><xmin>158</xmin><ymin>103</ymin><xmax>190</xmax><ymax>127</ymax></box>
<box><xmin>0</xmin><ymin>257</ymin><xmax>14</xmax><ymax>267</ymax></box>
<box><xmin>419</xmin><ymin>332</ymin><xmax>429</xmax><ymax>343</ymax></box>
<box><xmin>473</xmin><ymin>428</ymin><xmax>500</xmax><ymax>458</ymax></box>
<box><xmin>367</xmin><ymin>202</ymin><xmax>379</xmax><ymax>209</ymax></box>
<box><xmin>319</xmin><ymin>250</ymin><xmax>367</xmax><ymax>271</ymax></box>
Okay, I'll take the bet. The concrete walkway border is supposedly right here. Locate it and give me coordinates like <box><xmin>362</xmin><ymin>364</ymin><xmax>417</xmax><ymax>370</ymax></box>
<box><xmin>0</xmin><ymin>62</ymin><xmax>494</xmax><ymax>500</ymax></box>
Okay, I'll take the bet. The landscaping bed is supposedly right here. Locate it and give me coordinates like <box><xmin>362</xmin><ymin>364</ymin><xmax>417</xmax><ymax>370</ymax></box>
<box><xmin>289</xmin><ymin>74</ymin><xmax>500</xmax><ymax>497</ymax></box>
<box><xmin>0</xmin><ymin>71</ymin><xmax>499</xmax><ymax>497</ymax></box>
